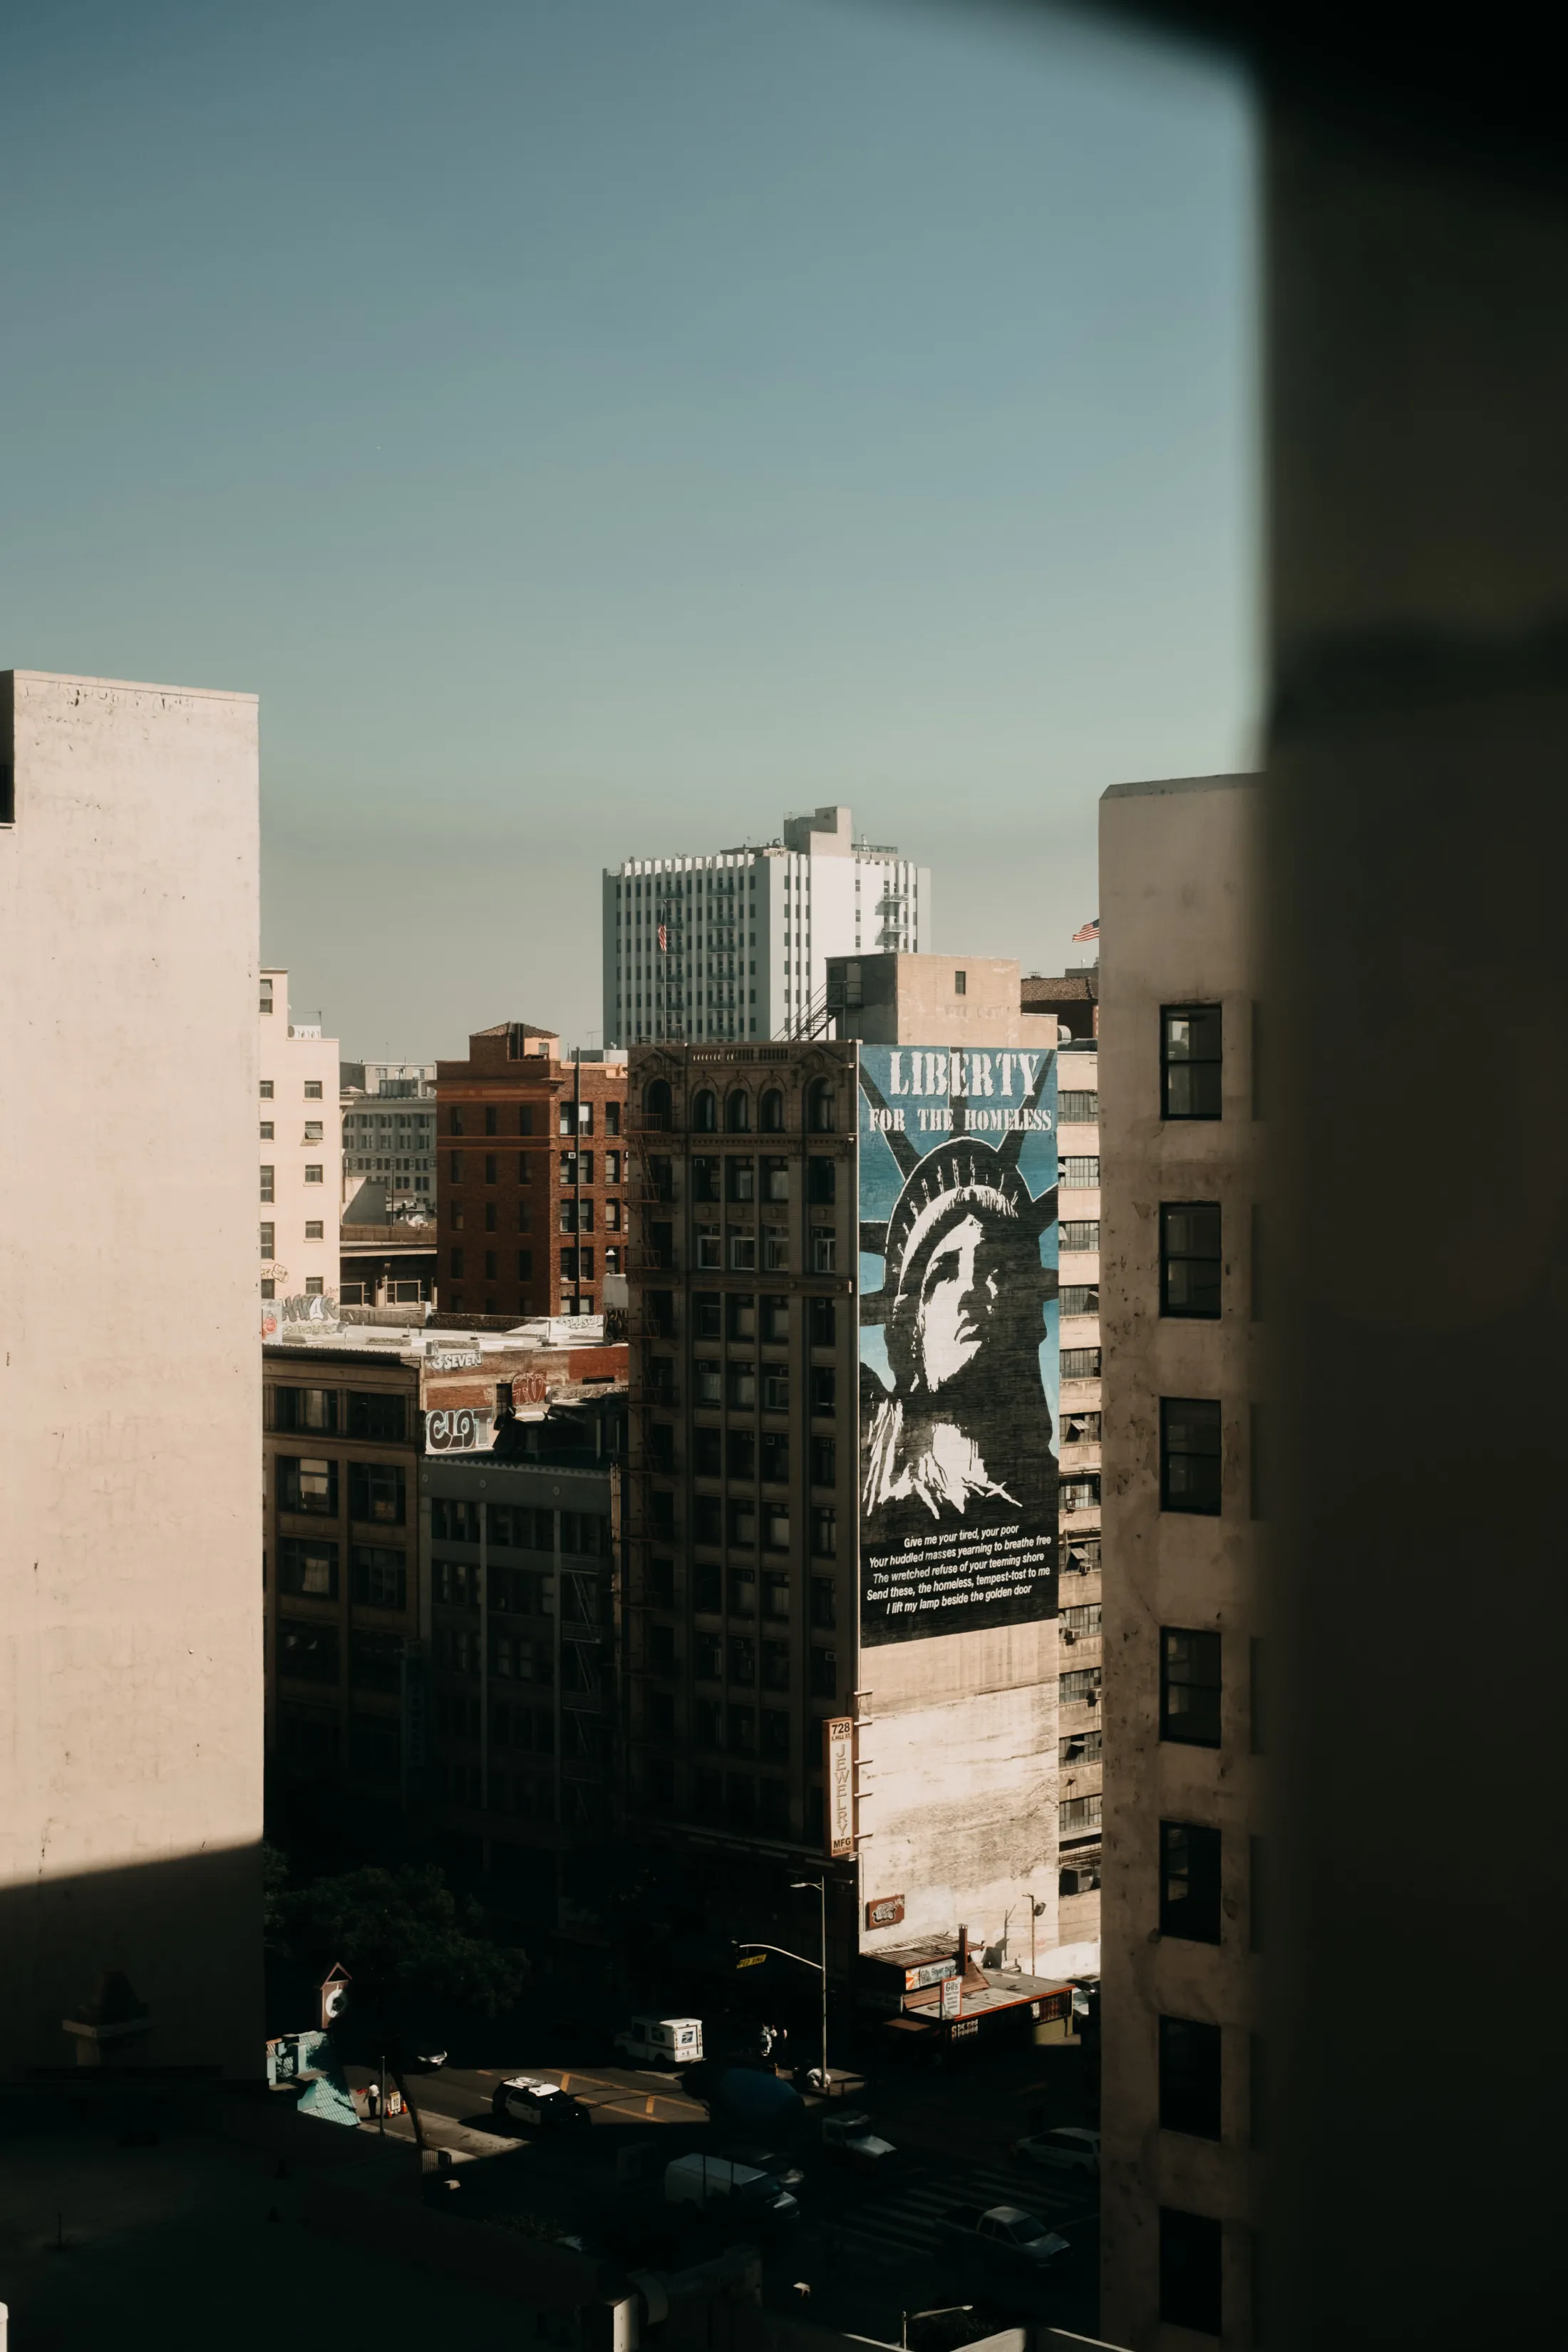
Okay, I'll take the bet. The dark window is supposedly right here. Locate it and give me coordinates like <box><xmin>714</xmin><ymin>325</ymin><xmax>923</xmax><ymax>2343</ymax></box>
<box><xmin>693</xmin><ymin>1156</ymin><xmax>721</xmax><ymax>1203</ymax></box>
<box><xmin>728</xmin><ymin>1566</ymin><xmax>756</xmax><ymax>1616</ymax></box>
<box><xmin>349</xmin><ymin>1462</ymin><xmax>406</xmax><ymax>1525</ymax></box>
<box><xmin>695</xmin><ymin>1633</ymin><xmax>722</xmax><ymax>1682</ymax></box>
<box><xmin>346</xmin><ymin>1391</ymin><xmax>408</xmax><ymax>1442</ymax></box>
<box><xmin>450</xmin><ymin>1246</ymin><xmax>465</xmax><ymax>1278</ymax></box>
<box><xmin>761</xmin><ymin>1432</ymin><xmax>790</xmax><ymax>1482</ymax></box>
<box><xmin>695</xmin><ymin>1292</ymin><xmax>722</xmax><ymax>1339</ymax></box>
<box><xmin>350</xmin><ymin>1715</ymin><xmax>401</xmax><ymax>1780</ymax></box>
<box><xmin>807</xmin><ymin>1078</ymin><xmax>836</xmax><ymax>1133</ymax></box>
<box><xmin>1162</xmin><ymin>1004</ymin><xmax>1223</xmax><ymax>1120</ymax></box>
<box><xmin>693</xmin><ymin>1090</ymin><xmax>718</xmax><ymax>1133</ymax></box>
<box><xmin>277</xmin><ymin>1457</ymin><xmax>337</xmax><ymax>1516</ymax></box>
<box><xmin>1161</xmin><ymin>1629</ymin><xmax>1222</xmax><ymax>1748</ymax></box>
<box><xmin>1249</xmin><ymin>1639</ymin><xmax>1264</xmax><ymax>1755</ymax></box>
<box><xmin>760</xmin><ymin>1088</ymin><xmax>785</xmax><ymax>1133</ymax></box>
<box><xmin>728</xmin><ymin>1635</ymin><xmax>755</xmax><ymax>1685</ymax></box>
<box><xmin>726</xmin><ymin>1157</ymin><xmax>755</xmax><ymax>1202</ymax></box>
<box><xmin>810</xmin><ymin>1646</ymin><xmax>837</xmax><ymax>1698</ymax></box>
<box><xmin>279</xmin><ymin>1538</ymin><xmax>339</xmax><ymax>1599</ymax></box>
<box><xmin>1160</xmin><ymin>2209</ymin><xmax>1222</xmax><ymax>2336</ymax></box>
<box><xmin>485</xmin><ymin>1106</ymin><xmax>497</xmax><ymax>1136</ymax></box>
<box><xmin>728</xmin><ymin>1363</ymin><xmax>757</xmax><ymax>1410</ymax></box>
<box><xmin>517</xmin><ymin>1248</ymin><xmax>532</xmax><ymax>1277</ymax></box>
<box><xmin>520</xmin><ymin>1105</ymin><xmax>535</xmax><ymax>1136</ymax></box>
<box><xmin>726</xmin><ymin>1429</ymin><xmax>756</xmax><ymax>1479</ymax></box>
<box><xmin>808</xmin><ymin>1156</ymin><xmax>836</xmax><ymax>1204</ymax></box>
<box><xmin>1061</xmin><ymin>1346</ymin><xmax>1102</xmax><ymax>1379</ymax></box>
<box><xmin>695</xmin><ymin>1496</ymin><xmax>722</xmax><ymax>1545</ymax></box>
<box><xmin>810</xmin><ymin>1367</ymin><xmax>836</xmax><ymax>1418</ymax></box>
<box><xmin>727</xmin><ymin>1294</ymin><xmax>756</xmax><ymax>1341</ymax></box>
<box><xmin>1058</xmin><ymin>1089</ymin><xmax>1098</xmax><ymax>1122</ymax></box>
<box><xmin>1161</xmin><ymin>1398</ymin><xmax>1222</xmax><ymax>1514</ymax></box>
<box><xmin>1160</xmin><ymin>2016</ymin><xmax>1222</xmax><ymax>2139</ymax></box>
<box><xmin>1160</xmin><ymin>1820</ymin><xmax>1222</xmax><ymax>1944</ymax></box>
<box><xmin>430</xmin><ymin>1497</ymin><xmax>480</xmax><ymax>1542</ymax></box>
<box><xmin>811</xmin><ymin>1507</ymin><xmax>837</xmax><ymax>1557</ymax></box>
<box><xmin>648</xmin><ymin>1624</ymin><xmax>676</xmax><ymax>1676</ymax></box>
<box><xmin>1060</xmin><ymin>1219</ymin><xmax>1100</xmax><ymax>1251</ymax></box>
<box><xmin>810</xmin><ymin>1577</ymin><xmax>836</xmax><ymax>1629</ymax></box>
<box><xmin>351</xmin><ymin>1547</ymin><xmax>407</xmax><ymax>1610</ymax></box>
<box><xmin>808</xmin><ymin>1297</ymin><xmax>836</xmax><ymax>1346</ymax></box>
<box><xmin>449</xmin><ymin>1108</ymin><xmax>464</xmax><ymax>1136</ymax></box>
<box><xmin>1061</xmin><ymin>1284</ymin><xmax>1100</xmax><ymax>1316</ymax></box>
<box><xmin>762</xmin><ymin>1639</ymin><xmax>790</xmax><ymax>1691</ymax></box>
<box><xmin>954</xmin><ymin>968</ymin><xmax>966</xmax><ymax>996</ymax></box>
<box><xmin>271</xmin><ymin>1386</ymin><xmax>339</xmax><ymax>1435</ymax></box>
<box><xmin>279</xmin><ymin>1619</ymin><xmax>339</xmax><ymax>1683</ymax></box>
<box><xmin>1161</xmin><ymin>1203</ymin><xmax>1222</xmax><ymax>1318</ymax></box>
<box><xmin>728</xmin><ymin>1705</ymin><xmax>756</xmax><ymax>1753</ymax></box>
<box><xmin>606</xmin><ymin>1100</ymin><xmax>621</xmax><ymax>1136</ymax></box>
<box><xmin>808</xmin><ymin>1435</ymin><xmax>835</xmax><ymax>1486</ymax></box>
<box><xmin>725</xmin><ymin>1089</ymin><xmax>751</xmax><ymax>1134</ymax></box>
<box><xmin>694</xmin><ymin>1428</ymin><xmax>722</xmax><ymax>1476</ymax></box>
<box><xmin>694</xmin><ymin>1562</ymin><xmax>722</xmax><ymax>1613</ymax></box>
<box><xmin>761</xmin><ymin>1711</ymin><xmax>790</xmax><ymax>1761</ymax></box>
<box><xmin>349</xmin><ymin>1629</ymin><xmax>404</xmax><ymax>1693</ymax></box>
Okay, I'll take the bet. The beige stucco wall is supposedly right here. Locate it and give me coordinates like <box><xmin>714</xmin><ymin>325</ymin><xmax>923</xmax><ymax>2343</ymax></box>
<box><xmin>1098</xmin><ymin>774</ymin><xmax>1262</xmax><ymax>2348</ymax></box>
<box><xmin>835</xmin><ymin>952</ymin><xmax>1059</xmax><ymax>1048</ymax></box>
<box><xmin>0</xmin><ymin>671</ymin><xmax>264</xmax><ymax>2079</ymax></box>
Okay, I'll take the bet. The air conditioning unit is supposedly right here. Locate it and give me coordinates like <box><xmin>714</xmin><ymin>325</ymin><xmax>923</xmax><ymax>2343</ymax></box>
<box><xmin>1062</xmin><ymin>1629</ymin><xmax>1076</xmax><ymax>1645</ymax></box>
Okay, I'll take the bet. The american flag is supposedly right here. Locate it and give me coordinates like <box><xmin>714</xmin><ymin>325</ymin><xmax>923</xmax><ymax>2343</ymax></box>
<box><xmin>1072</xmin><ymin>917</ymin><xmax>1100</xmax><ymax>944</ymax></box>
<box><xmin>658</xmin><ymin>924</ymin><xmax>668</xmax><ymax>952</ymax></box>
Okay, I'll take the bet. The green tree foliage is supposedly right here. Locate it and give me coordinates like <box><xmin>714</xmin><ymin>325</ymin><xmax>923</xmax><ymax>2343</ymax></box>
<box><xmin>279</xmin><ymin>1864</ymin><xmax>530</xmax><ymax>2051</ymax></box>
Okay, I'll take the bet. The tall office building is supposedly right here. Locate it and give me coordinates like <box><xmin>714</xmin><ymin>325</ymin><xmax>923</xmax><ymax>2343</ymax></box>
<box><xmin>340</xmin><ymin>1059</ymin><xmax>438</xmax><ymax>1211</ymax></box>
<box><xmin>603</xmin><ymin>805</ymin><xmax>931</xmax><ymax>1048</ymax></box>
<box><xmin>622</xmin><ymin>958</ymin><xmax>1083</xmax><ymax>2040</ymax></box>
<box><xmin>1097</xmin><ymin>775</ymin><xmax>1262</xmax><ymax>2349</ymax></box>
<box><xmin>1</xmin><ymin>669</ymin><xmax>263</xmax><ymax>2079</ymax></box>
<box><xmin>259</xmin><ymin>970</ymin><xmax>341</xmax><ymax>1313</ymax></box>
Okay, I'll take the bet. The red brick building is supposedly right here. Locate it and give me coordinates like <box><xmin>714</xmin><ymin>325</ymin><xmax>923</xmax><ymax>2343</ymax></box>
<box><xmin>435</xmin><ymin>1023</ymin><xmax>629</xmax><ymax>1320</ymax></box>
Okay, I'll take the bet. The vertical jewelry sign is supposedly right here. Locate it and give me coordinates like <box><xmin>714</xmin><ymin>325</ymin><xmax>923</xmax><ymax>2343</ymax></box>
<box><xmin>823</xmin><ymin>1716</ymin><xmax>856</xmax><ymax>1857</ymax></box>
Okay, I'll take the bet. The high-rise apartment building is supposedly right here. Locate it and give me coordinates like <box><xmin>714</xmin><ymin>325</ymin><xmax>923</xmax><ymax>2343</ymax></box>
<box><xmin>1097</xmin><ymin>774</ymin><xmax>1262</xmax><ymax>2350</ymax></box>
<box><xmin>341</xmin><ymin>1059</ymin><xmax>437</xmax><ymax>1210</ymax></box>
<box><xmin>1</xmin><ymin>669</ymin><xmax>262</xmax><ymax>2079</ymax></box>
<box><xmin>436</xmin><ymin>1024</ymin><xmax>629</xmax><ymax>1321</ymax></box>
<box><xmin>603</xmin><ymin>805</ymin><xmax>931</xmax><ymax>1048</ymax></box>
<box><xmin>260</xmin><ymin>969</ymin><xmax>342</xmax><ymax>1311</ymax></box>
<box><xmin>623</xmin><ymin>989</ymin><xmax>1078</xmax><ymax>2031</ymax></box>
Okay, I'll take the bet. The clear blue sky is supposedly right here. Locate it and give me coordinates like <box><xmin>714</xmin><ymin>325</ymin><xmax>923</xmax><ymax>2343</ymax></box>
<box><xmin>0</xmin><ymin>0</ymin><xmax>1255</xmax><ymax>1059</ymax></box>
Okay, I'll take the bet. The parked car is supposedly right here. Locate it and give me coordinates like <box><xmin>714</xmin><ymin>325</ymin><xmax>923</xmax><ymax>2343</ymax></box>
<box><xmin>943</xmin><ymin>2204</ymin><xmax>1072</xmax><ymax>2270</ymax></box>
<box><xmin>1011</xmin><ymin>2126</ymin><xmax>1100</xmax><ymax>2178</ymax></box>
<box><xmin>614</xmin><ymin>2016</ymin><xmax>704</xmax><ymax>2069</ymax></box>
<box><xmin>819</xmin><ymin>2111</ymin><xmax>899</xmax><ymax>2171</ymax></box>
<box><xmin>664</xmin><ymin>2153</ymin><xmax>800</xmax><ymax>2222</ymax></box>
<box><xmin>491</xmin><ymin>2075</ymin><xmax>593</xmax><ymax>2131</ymax></box>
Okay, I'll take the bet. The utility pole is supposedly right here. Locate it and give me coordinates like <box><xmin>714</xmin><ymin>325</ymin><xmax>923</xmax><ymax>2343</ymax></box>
<box><xmin>793</xmin><ymin>1876</ymin><xmax>828</xmax><ymax>2093</ymax></box>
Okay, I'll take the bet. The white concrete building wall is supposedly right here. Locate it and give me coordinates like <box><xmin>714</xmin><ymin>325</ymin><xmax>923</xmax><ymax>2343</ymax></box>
<box><xmin>259</xmin><ymin>969</ymin><xmax>341</xmax><ymax>1305</ymax></box>
<box><xmin>0</xmin><ymin>669</ymin><xmax>263</xmax><ymax>2080</ymax></box>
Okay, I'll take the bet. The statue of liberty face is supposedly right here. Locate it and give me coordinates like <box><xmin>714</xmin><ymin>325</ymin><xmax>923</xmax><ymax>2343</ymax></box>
<box><xmin>914</xmin><ymin>1212</ymin><xmax>1007</xmax><ymax>1391</ymax></box>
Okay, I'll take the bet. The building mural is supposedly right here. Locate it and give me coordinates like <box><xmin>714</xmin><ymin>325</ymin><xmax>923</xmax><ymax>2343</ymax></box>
<box><xmin>857</xmin><ymin>1045</ymin><xmax>1059</xmax><ymax>1646</ymax></box>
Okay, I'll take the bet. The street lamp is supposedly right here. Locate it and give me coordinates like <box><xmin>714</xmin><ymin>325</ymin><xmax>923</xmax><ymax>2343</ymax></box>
<box><xmin>792</xmin><ymin>1877</ymin><xmax>828</xmax><ymax>2095</ymax></box>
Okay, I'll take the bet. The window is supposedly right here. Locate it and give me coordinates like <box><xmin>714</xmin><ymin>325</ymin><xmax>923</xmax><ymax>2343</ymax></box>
<box><xmin>760</xmin><ymin>1088</ymin><xmax>785</xmax><ymax>1133</ymax></box>
<box><xmin>726</xmin><ymin>1295</ymin><xmax>756</xmax><ymax>1343</ymax></box>
<box><xmin>756</xmin><ymin>1368</ymin><xmax>785</xmax><ymax>1413</ymax></box>
<box><xmin>304</xmin><ymin>1165</ymin><xmax>324</xmax><ymax>1185</ymax></box>
<box><xmin>1060</xmin><ymin>1219</ymin><xmax>1100</xmax><ymax>1251</ymax></box>
<box><xmin>606</xmin><ymin>1100</ymin><xmax>621</xmax><ymax>1136</ymax></box>
<box><xmin>351</xmin><ymin>1547</ymin><xmax>407</xmax><ymax>1610</ymax></box>
<box><xmin>1160</xmin><ymin>2016</ymin><xmax>1222</xmax><ymax>2140</ymax></box>
<box><xmin>349</xmin><ymin>1462</ymin><xmax>406</xmax><ymax>1525</ymax></box>
<box><xmin>1058</xmin><ymin>1090</ymin><xmax>1098</xmax><ymax>1123</ymax></box>
<box><xmin>764</xmin><ymin>1229</ymin><xmax>790</xmax><ymax>1270</ymax></box>
<box><xmin>728</xmin><ymin>1499</ymin><xmax>758</xmax><ymax>1547</ymax></box>
<box><xmin>810</xmin><ymin>1507</ymin><xmax>837</xmax><ymax>1557</ymax></box>
<box><xmin>347</xmin><ymin>1392</ymin><xmax>407</xmax><ymax>1441</ymax></box>
<box><xmin>954</xmin><ymin>968</ymin><xmax>966</xmax><ymax>996</ymax></box>
<box><xmin>695</xmin><ymin>1224</ymin><xmax>721</xmax><ymax>1269</ymax></box>
<box><xmin>810</xmin><ymin>1226</ymin><xmax>837</xmax><ymax>1272</ymax></box>
<box><xmin>1059</xmin><ymin>1793</ymin><xmax>1102</xmax><ymax>1835</ymax></box>
<box><xmin>1061</xmin><ymin>1285</ymin><xmax>1099</xmax><ymax>1316</ymax></box>
<box><xmin>807</xmin><ymin>1079</ymin><xmax>836</xmax><ymax>1133</ymax></box>
<box><xmin>810</xmin><ymin>1646</ymin><xmax>837</xmax><ymax>1699</ymax></box>
<box><xmin>1160</xmin><ymin>2209</ymin><xmax>1222</xmax><ymax>2337</ymax></box>
<box><xmin>810</xmin><ymin>1576</ymin><xmax>836</xmax><ymax>1629</ymax></box>
<box><xmin>696</xmin><ymin>1360</ymin><xmax>721</xmax><ymax>1405</ymax></box>
<box><xmin>304</xmin><ymin>1120</ymin><xmax>324</xmax><ymax>1143</ymax></box>
<box><xmin>761</xmin><ymin>1713</ymin><xmax>790</xmax><ymax>1765</ymax></box>
<box><xmin>763</xmin><ymin>1572</ymin><xmax>790</xmax><ymax>1620</ymax></box>
<box><xmin>728</xmin><ymin>1566</ymin><xmax>757</xmax><ymax>1616</ymax></box>
<box><xmin>304</xmin><ymin>1219</ymin><xmax>324</xmax><ymax>1241</ymax></box>
<box><xmin>271</xmin><ymin>1386</ymin><xmax>339</xmax><ymax>1434</ymax></box>
<box><xmin>1161</xmin><ymin>1398</ymin><xmax>1222</xmax><ymax>1515</ymax></box>
<box><xmin>808</xmin><ymin>1157</ymin><xmax>836</xmax><ymax>1204</ymax></box>
<box><xmin>1061</xmin><ymin>1155</ymin><xmax>1100</xmax><ymax>1188</ymax></box>
<box><xmin>517</xmin><ymin>1248</ymin><xmax>532</xmax><ymax>1278</ymax></box>
<box><xmin>279</xmin><ymin>1619</ymin><xmax>339</xmax><ymax>1683</ymax></box>
<box><xmin>728</xmin><ymin>1364</ymin><xmax>757</xmax><ymax>1410</ymax></box>
<box><xmin>1060</xmin><ymin>1728</ymin><xmax>1103</xmax><ymax>1765</ymax></box>
<box><xmin>1162</xmin><ymin>1004</ymin><xmax>1223</xmax><ymax>1120</ymax></box>
<box><xmin>810</xmin><ymin>1366</ymin><xmax>836</xmax><ymax>1417</ymax></box>
<box><xmin>725</xmin><ymin>1089</ymin><xmax>751</xmax><ymax>1134</ymax></box>
<box><xmin>1160</xmin><ymin>1820</ymin><xmax>1222</xmax><ymax>1944</ymax></box>
<box><xmin>1161</xmin><ymin>1203</ymin><xmax>1222</xmax><ymax>1318</ymax></box>
<box><xmin>278</xmin><ymin>1457</ymin><xmax>337</xmax><ymax>1515</ymax></box>
<box><xmin>1162</xmin><ymin>1629</ymin><xmax>1222</xmax><ymax>1747</ymax></box>
<box><xmin>810</xmin><ymin>1435</ymin><xmax>835</xmax><ymax>1486</ymax></box>
<box><xmin>728</xmin><ymin>1635</ymin><xmax>756</xmax><ymax>1686</ymax></box>
<box><xmin>695</xmin><ymin>1293</ymin><xmax>722</xmax><ymax>1339</ymax></box>
<box><xmin>693</xmin><ymin>1089</ymin><xmax>718</xmax><ymax>1132</ymax></box>
<box><xmin>1061</xmin><ymin>1602</ymin><xmax>1102</xmax><ymax>1637</ymax></box>
<box><xmin>260</xmin><ymin>1122</ymin><xmax>274</xmax><ymax>1140</ymax></box>
<box><xmin>304</xmin><ymin>1276</ymin><xmax>325</xmax><ymax>1296</ymax></box>
<box><xmin>764</xmin><ymin>1296</ymin><xmax>790</xmax><ymax>1343</ymax></box>
<box><xmin>260</xmin><ymin>1222</ymin><xmax>276</xmax><ymax>1258</ymax></box>
<box><xmin>728</xmin><ymin>1227</ymin><xmax>757</xmax><ymax>1272</ymax></box>
<box><xmin>279</xmin><ymin>1539</ymin><xmax>339</xmax><ymax>1599</ymax></box>
<box><xmin>259</xmin><ymin>1078</ymin><xmax>274</xmax><ymax>1099</ymax></box>
<box><xmin>260</xmin><ymin>979</ymin><xmax>274</xmax><ymax>1016</ymax></box>
<box><xmin>762</xmin><ymin>1155</ymin><xmax>788</xmax><ymax>1203</ymax></box>
<box><xmin>726</xmin><ymin>1157</ymin><xmax>755</xmax><ymax>1202</ymax></box>
<box><xmin>762</xmin><ymin>1641</ymin><xmax>790</xmax><ymax>1694</ymax></box>
<box><xmin>726</xmin><ymin>1428</ymin><xmax>755</xmax><ymax>1478</ymax></box>
<box><xmin>304</xmin><ymin>1080</ymin><xmax>324</xmax><ymax>1101</ymax></box>
<box><xmin>349</xmin><ymin>1629</ymin><xmax>403</xmax><ymax>1693</ymax></box>
<box><xmin>259</xmin><ymin>1165</ymin><xmax>275</xmax><ymax>1202</ymax></box>
<box><xmin>765</xmin><ymin>1504</ymin><xmax>790</xmax><ymax>1550</ymax></box>
<box><xmin>1060</xmin><ymin>1667</ymin><xmax>1101</xmax><ymax>1706</ymax></box>
<box><xmin>808</xmin><ymin>1298</ymin><xmax>836</xmax><ymax>1346</ymax></box>
<box><xmin>728</xmin><ymin>1705</ymin><xmax>756</xmax><ymax>1753</ymax></box>
<box><xmin>693</xmin><ymin>1562</ymin><xmax>722</xmax><ymax>1614</ymax></box>
<box><xmin>430</xmin><ymin>1497</ymin><xmax>480</xmax><ymax>1542</ymax></box>
<box><xmin>1061</xmin><ymin>1475</ymin><xmax>1100</xmax><ymax>1512</ymax></box>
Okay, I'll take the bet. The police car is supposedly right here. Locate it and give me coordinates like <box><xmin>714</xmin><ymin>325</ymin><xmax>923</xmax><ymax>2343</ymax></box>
<box><xmin>491</xmin><ymin>2074</ymin><xmax>592</xmax><ymax>2130</ymax></box>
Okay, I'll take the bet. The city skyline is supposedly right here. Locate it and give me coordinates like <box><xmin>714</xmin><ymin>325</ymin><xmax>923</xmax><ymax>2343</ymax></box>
<box><xmin>0</xmin><ymin>0</ymin><xmax>1254</xmax><ymax>1060</ymax></box>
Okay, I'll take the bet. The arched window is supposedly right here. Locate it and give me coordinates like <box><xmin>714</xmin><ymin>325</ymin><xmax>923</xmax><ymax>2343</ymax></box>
<box><xmin>808</xmin><ymin>1078</ymin><xmax>836</xmax><ymax>1134</ymax></box>
<box><xmin>725</xmin><ymin>1088</ymin><xmax>752</xmax><ymax>1135</ymax></box>
<box><xmin>644</xmin><ymin>1078</ymin><xmax>671</xmax><ymax>1130</ymax></box>
<box><xmin>760</xmin><ymin>1088</ymin><xmax>785</xmax><ymax>1134</ymax></box>
<box><xmin>693</xmin><ymin>1089</ymin><xmax>718</xmax><ymax>1133</ymax></box>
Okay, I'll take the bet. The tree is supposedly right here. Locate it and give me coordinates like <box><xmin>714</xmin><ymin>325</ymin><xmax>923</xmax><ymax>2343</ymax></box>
<box><xmin>279</xmin><ymin>1864</ymin><xmax>530</xmax><ymax>2062</ymax></box>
